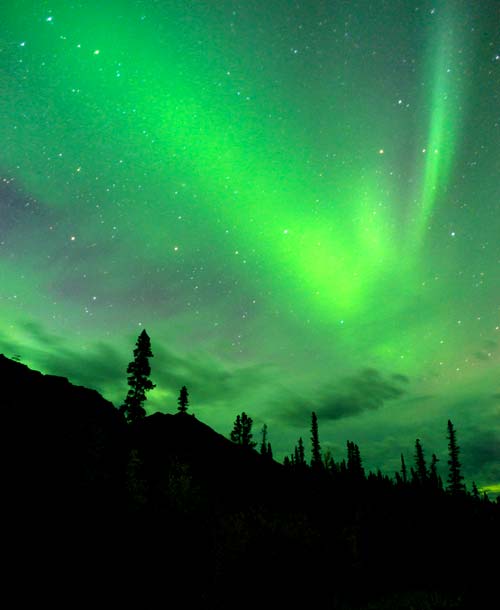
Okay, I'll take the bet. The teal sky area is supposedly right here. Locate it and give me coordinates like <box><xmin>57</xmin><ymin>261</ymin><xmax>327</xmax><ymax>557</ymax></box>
<box><xmin>1</xmin><ymin>0</ymin><xmax>499</xmax><ymax>491</ymax></box>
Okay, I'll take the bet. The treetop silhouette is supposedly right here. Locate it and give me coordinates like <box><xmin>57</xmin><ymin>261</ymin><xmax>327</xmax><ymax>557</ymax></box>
<box><xmin>310</xmin><ymin>411</ymin><xmax>322</xmax><ymax>470</ymax></box>
<box><xmin>447</xmin><ymin>419</ymin><xmax>465</xmax><ymax>495</ymax></box>
<box><xmin>230</xmin><ymin>412</ymin><xmax>257</xmax><ymax>448</ymax></box>
<box><xmin>414</xmin><ymin>438</ymin><xmax>428</xmax><ymax>484</ymax></box>
<box><xmin>178</xmin><ymin>385</ymin><xmax>189</xmax><ymax>414</ymax></box>
<box><xmin>121</xmin><ymin>329</ymin><xmax>155</xmax><ymax>423</ymax></box>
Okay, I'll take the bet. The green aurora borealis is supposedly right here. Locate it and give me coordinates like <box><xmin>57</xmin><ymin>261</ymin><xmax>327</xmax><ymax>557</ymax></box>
<box><xmin>1</xmin><ymin>1</ymin><xmax>499</xmax><ymax>490</ymax></box>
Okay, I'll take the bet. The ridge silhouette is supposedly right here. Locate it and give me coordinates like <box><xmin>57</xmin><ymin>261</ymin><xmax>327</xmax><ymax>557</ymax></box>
<box><xmin>2</xmin><ymin>354</ymin><xmax>498</xmax><ymax>609</ymax></box>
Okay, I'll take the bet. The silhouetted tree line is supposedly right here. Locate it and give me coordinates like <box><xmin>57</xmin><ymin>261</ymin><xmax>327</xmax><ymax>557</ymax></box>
<box><xmin>120</xmin><ymin>331</ymin><xmax>492</xmax><ymax>505</ymax></box>
<box><xmin>7</xmin><ymin>331</ymin><xmax>495</xmax><ymax>608</ymax></box>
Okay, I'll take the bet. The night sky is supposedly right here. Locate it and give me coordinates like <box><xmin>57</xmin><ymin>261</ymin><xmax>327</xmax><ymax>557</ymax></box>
<box><xmin>1</xmin><ymin>1</ymin><xmax>499</xmax><ymax>491</ymax></box>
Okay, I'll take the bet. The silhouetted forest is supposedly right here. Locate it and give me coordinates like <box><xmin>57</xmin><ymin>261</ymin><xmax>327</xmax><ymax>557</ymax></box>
<box><xmin>3</xmin><ymin>333</ymin><xmax>499</xmax><ymax>608</ymax></box>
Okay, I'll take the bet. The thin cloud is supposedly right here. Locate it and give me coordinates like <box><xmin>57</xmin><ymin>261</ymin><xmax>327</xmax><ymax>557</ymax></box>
<box><xmin>276</xmin><ymin>368</ymin><xmax>409</xmax><ymax>425</ymax></box>
<box><xmin>0</xmin><ymin>318</ymin><xmax>275</xmax><ymax>412</ymax></box>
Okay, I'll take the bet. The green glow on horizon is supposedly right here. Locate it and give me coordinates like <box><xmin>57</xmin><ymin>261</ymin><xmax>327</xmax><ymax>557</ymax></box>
<box><xmin>481</xmin><ymin>484</ymin><xmax>500</xmax><ymax>495</ymax></box>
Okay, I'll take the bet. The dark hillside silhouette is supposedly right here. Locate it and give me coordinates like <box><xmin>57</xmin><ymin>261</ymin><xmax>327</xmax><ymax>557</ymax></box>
<box><xmin>3</xmin><ymin>353</ymin><xmax>125</xmax><ymax>510</ymax></box>
<box><xmin>2</xmin><ymin>353</ymin><xmax>499</xmax><ymax>608</ymax></box>
<box><xmin>3</xmin><ymin>353</ymin><xmax>128</xmax><ymax>604</ymax></box>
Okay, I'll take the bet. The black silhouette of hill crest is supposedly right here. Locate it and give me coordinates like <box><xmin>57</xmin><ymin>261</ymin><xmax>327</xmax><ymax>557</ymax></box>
<box><xmin>2</xmin><ymin>353</ymin><xmax>281</xmax><ymax>510</ymax></box>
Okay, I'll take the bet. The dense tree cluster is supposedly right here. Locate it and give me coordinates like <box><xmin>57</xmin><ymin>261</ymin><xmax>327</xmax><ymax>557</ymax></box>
<box><xmin>230</xmin><ymin>412</ymin><xmax>257</xmax><ymax>448</ymax></box>
<box><xmin>119</xmin><ymin>333</ymin><xmax>482</xmax><ymax>509</ymax></box>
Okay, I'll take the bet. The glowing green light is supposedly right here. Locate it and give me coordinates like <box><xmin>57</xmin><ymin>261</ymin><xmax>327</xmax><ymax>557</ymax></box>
<box><xmin>415</xmin><ymin>12</ymin><xmax>464</xmax><ymax>241</ymax></box>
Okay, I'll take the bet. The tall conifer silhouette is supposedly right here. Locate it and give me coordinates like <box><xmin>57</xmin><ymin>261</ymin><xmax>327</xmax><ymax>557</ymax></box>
<box><xmin>429</xmin><ymin>453</ymin><xmax>442</xmax><ymax>490</ymax></box>
<box><xmin>177</xmin><ymin>385</ymin><xmax>189</xmax><ymax>413</ymax></box>
<box><xmin>447</xmin><ymin>419</ymin><xmax>465</xmax><ymax>495</ymax></box>
<box><xmin>400</xmin><ymin>453</ymin><xmax>408</xmax><ymax>484</ymax></box>
<box><xmin>241</xmin><ymin>412</ymin><xmax>257</xmax><ymax>448</ymax></box>
<box><xmin>347</xmin><ymin>441</ymin><xmax>364</xmax><ymax>478</ymax></box>
<box><xmin>230</xmin><ymin>412</ymin><xmax>256</xmax><ymax>448</ymax></box>
<box><xmin>414</xmin><ymin>439</ymin><xmax>428</xmax><ymax>484</ymax></box>
<box><xmin>310</xmin><ymin>411</ymin><xmax>322</xmax><ymax>469</ymax></box>
<box><xmin>260</xmin><ymin>424</ymin><xmax>268</xmax><ymax>456</ymax></box>
<box><xmin>298</xmin><ymin>437</ymin><xmax>306</xmax><ymax>466</ymax></box>
<box><xmin>121</xmin><ymin>329</ymin><xmax>155</xmax><ymax>423</ymax></box>
<box><xmin>230</xmin><ymin>414</ymin><xmax>242</xmax><ymax>443</ymax></box>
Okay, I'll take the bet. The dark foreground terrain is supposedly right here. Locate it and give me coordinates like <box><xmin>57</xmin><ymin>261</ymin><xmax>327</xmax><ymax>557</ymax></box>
<box><xmin>3</xmin><ymin>354</ymin><xmax>498</xmax><ymax>608</ymax></box>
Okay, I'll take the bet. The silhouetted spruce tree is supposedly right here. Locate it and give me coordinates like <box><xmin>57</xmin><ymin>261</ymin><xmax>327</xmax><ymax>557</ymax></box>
<box><xmin>339</xmin><ymin>459</ymin><xmax>347</xmax><ymax>475</ymax></box>
<box><xmin>310</xmin><ymin>411</ymin><xmax>322</xmax><ymax>469</ymax></box>
<box><xmin>177</xmin><ymin>385</ymin><xmax>189</xmax><ymax>413</ymax></box>
<box><xmin>429</xmin><ymin>453</ymin><xmax>443</xmax><ymax>490</ymax></box>
<box><xmin>298</xmin><ymin>437</ymin><xmax>306</xmax><ymax>466</ymax></box>
<box><xmin>471</xmin><ymin>481</ymin><xmax>480</xmax><ymax>500</ymax></box>
<box><xmin>323</xmin><ymin>450</ymin><xmax>336</xmax><ymax>473</ymax></box>
<box><xmin>259</xmin><ymin>425</ymin><xmax>273</xmax><ymax>460</ymax></box>
<box><xmin>414</xmin><ymin>439</ymin><xmax>428</xmax><ymax>484</ymax></box>
<box><xmin>260</xmin><ymin>424</ymin><xmax>268</xmax><ymax>456</ymax></box>
<box><xmin>230</xmin><ymin>412</ymin><xmax>256</xmax><ymax>448</ymax></box>
<box><xmin>347</xmin><ymin>441</ymin><xmax>353</xmax><ymax>467</ymax></box>
<box><xmin>230</xmin><ymin>414</ymin><xmax>242</xmax><ymax>443</ymax></box>
<box><xmin>241</xmin><ymin>412</ymin><xmax>256</xmax><ymax>448</ymax></box>
<box><xmin>121</xmin><ymin>329</ymin><xmax>155</xmax><ymax>423</ymax></box>
<box><xmin>400</xmin><ymin>453</ymin><xmax>408</xmax><ymax>484</ymax></box>
<box><xmin>447</xmin><ymin>419</ymin><xmax>465</xmax><ymax>495</ymax></box>
<box><xmin>353</xmin><ymin>443</ymin><xmax>364</xmax><ymax>477</ymax></box>
<box><xmin>347</xmin><ymin>441</ymin><xmax>364</xmax><ymax>478</ymax></box>
<box><xmin>293</xmin><ymin>437</ymin><xmax>306</xmax><ymax>468</ymax></box>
